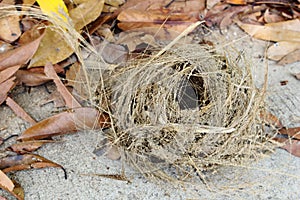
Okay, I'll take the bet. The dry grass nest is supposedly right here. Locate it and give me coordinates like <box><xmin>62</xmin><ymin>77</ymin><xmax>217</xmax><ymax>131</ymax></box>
<box><xmin>93</xmin><ymin>42</ymin><xmax>277</xmax><ymax>185</ymax></box>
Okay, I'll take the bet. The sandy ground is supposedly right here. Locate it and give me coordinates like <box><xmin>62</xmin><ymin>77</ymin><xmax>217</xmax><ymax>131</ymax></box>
<box><xmin>1</xmin><ymin>25</ymin><xmax>300</xmax><ymax>199</ymax></box>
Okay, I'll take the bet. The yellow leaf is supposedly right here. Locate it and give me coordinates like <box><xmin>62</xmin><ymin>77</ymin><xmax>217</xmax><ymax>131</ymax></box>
<box><xmin>36</xmin><ymin>0</ymin><xmax>69</xmax><ymax>23</ymax></box>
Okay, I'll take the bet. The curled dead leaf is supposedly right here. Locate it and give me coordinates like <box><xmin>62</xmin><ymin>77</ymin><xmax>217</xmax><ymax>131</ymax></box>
<box><xmin>15</xmin><ymin>70</ymin><xmax>51</xmax><ymax>86</ymax></box>
<box><xmin>17</xmin><ymin>107</ymin><xmax>110</xmax><ymax>141</ymax></box>
<box><xmin>0</xmin><ymin>33</ymin><xmax>44</xmax><ymax>71</ymax></box>
<box><xmin>0</xmin><ymin>77</ymin><xmax>16</xmax><ymax>105</ymax></box>
<box><xmin>0</xmin><ymin>154</ymin><xmax>66</xmax><ymax>179</ymax></box>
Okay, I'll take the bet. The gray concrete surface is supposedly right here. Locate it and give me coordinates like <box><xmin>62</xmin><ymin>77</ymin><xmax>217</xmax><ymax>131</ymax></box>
<box><xmin>1</xmin><ymin>25</ymin><xmax>300</xmax><ymax>199</ymax></box>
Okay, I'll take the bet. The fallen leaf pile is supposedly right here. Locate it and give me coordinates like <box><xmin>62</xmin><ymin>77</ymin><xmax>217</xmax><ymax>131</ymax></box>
<box><xmin>0</xmin><ymin>0</ymin><xmax>299</xmax><ymax>199</ymax></box>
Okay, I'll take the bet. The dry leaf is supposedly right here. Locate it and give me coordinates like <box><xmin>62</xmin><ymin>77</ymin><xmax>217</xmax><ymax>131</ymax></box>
<box><xmin>267</xmin><ymin>41</ymin><xmax>300</xmax><ymax>61</ymax></box>
<box><xmin>105</xmin><ymin>0</ymin><xmax>125</xmax><ymax>7</ymax></box>
<box><xmin>93</xmin><ymin>139</ymin><xmax>120</xmax><ymax>160</ymax></box>
<box><xmin>237</xmin><ymin>19</ymin><xmax>300</xmax><ymax>42</ymax></box>
<box><xmin>98</xmin><ymin>42</ymin><xmax>128</xmax><ymax>63</ymax></box>
<box><xmin>225</xmin><ymin>0</ymin><xmax>247</xmax><ymax>5</ymax></box>
<box><xmin>117</xmin><ymin>31</ymin><xmax>158</xmax><ymax>52</ymax></box>
<box><xmin>7</xmin><ymin>140</ymin><xmax>55</xmax><ymax>154</ymax></box>
<box><xmin>44</xmin><ymin>62</ymin><xmax>81</xmax><ymax>108</ymax></box>
<box><xmin>282</xmin><ymin>140</ymin><xmax>300</xmax><ymax>157</ymax></box>
<box><xmin>0</xmin><ymin>14</ymin><xmax>21</xmax><ymax>43</ymax></box>
<box><xmin>279</xmin><ymin>127</ymin><xmax>300</xmax><ymax>140</ymax></box>
<box><xmin>278</xmin><ymin>49</ymin><xmax>300</xmax><ymax>65</ymax></box>
<box><xmin>0</xmin><ymin>170</ymin><xmax>23</xmax><ymax>200</ymax></box>
<box><xmin>263</xmin><ymin>8</ymin><xmax>285</xmax><ymax>23</ymax></box>
<box><xmin>29</xmin><ymin>28</ymin><xmax>74</xmax><ymax>67</ymax></box>
<box><xmin>5</xmin><ymin>97</ymin><xmax>36</xmax><ymax>125</ymax></box>
<box><xmin>18</xmin><ymin>25</ymin><xmax>44</xmax><ymax>45</ymax></box>
<box><xmin>260</xmin><ymin>111</ymin><xmax>283</xmax><ymax>128</ymax></box>
<box><xmin>0</xmin><ymin>33</ymin><xmax>44</xmax><ymax>71</ymax></box>
<box><xmin>69</xmin><ymin>0</ymin><xmax>105</xmax><ymax>31</ymax></box>
<box><xmin>0</xmin><ymin>170</ymin><xmax>14</xmax><ymax>192</ymax></box>
<box><xmin>205</xmin><ymin>4</ymin><xmax>248</xmax><ymax>27</ymax></box>
<box><xmin>206</xmin><ymin>0</ymin><xmax>221</xmax><ymax>9</ymax></box>
<box><xmin>0</xmin><ymin>77</ymin><xmax>16</xmax><ymax>105</ymax></box>
<box><xmin>15</xmin><ymin>70</ymin><xmax>51</xmax><ymax>86</ymax></box>
<box><xmin>0</xmin><ymin>65</ymin><xmax>20</xmax><ymax>84</ymax></box>
<box><xmin>118</xmin><ymin>0</ymin><xmax>204</xmax><ymax>32</ymax></box>
<box><xmin>0</xmin><ymin>154</ymin><xmax>66</xmax><ymax>178</ymax></box>
<box><xmin>65</xmin><ymin>62</ymin><xmax>91</xmax><ymax>100</ymax></box>
<box><xmin>17</xmin><ymin>107</ymin><xmax>110</xmax><ymax>141</ymax></box>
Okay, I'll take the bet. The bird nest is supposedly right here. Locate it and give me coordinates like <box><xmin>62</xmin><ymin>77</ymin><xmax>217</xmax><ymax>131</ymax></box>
<box><xmin>92</xmin><ymin>43</ymin><xmax>276</xmax><ymax>185</ymax></box>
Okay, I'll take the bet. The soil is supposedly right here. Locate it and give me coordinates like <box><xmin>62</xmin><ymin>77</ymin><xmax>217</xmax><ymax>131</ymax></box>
<box><xmin>0</xmin><ymin>25</ymin><xmax>300</xmax><ymax>199</ymax></box>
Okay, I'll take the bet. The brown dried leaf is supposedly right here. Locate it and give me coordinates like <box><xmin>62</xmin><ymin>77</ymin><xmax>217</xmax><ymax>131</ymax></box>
<box><xmin>117</xmin><ymin>31</ymin><xmax>158</xmax><ymax>52</ymax></box>
<box><xmin>93</xmin><ymin>138</ymin><xmax>121</xmax><ymax>160</ymax></box>
<box><xmin>281</xmin><ymin>140</ymin><xmax>300</xmax><ymax>157</ymax></box>
<box><xmin>65</xmin><ymin>62</ymin><xmax>90</xmax><ymax>100</ymax></box>
<box><xmin>105</xmin><ymin>0</ymin><xmax>125</xmax><ymax>7</ymax></box>
<box><xmin>15</xmin><ymin>70</ymin><xmax>51</xmax><ymax>86</ymax></box>
<box><xmin>260</xmin><ymin>111</ymin><xmax>283</xmax><ymax>128</ymax></box>
<box><xmin>236</xmin><ymin>19</ymin><xmax>300</xmax><ymax>42</ymax></box>
<box><xmin>7</xmin><ymin>140</ymin><xmax>54</xmax><ymax>154</ymax></box>
<box><xmin>0</xmin><ymin>154</ymin><xmax>65</xmax><ymax>177</ymax></box>
<box><xmin>0</xmin><ymin>170</ymin><xmax>14</xmax><ymax>192</ymax></box>
<box><xmin>0</xmin><ymin>14</ymin><xmax>21</xmax><ymax>43</ymax></box>
<box><xmin>0</xmin><ymin>65</ymin><xmax>20</xmax><ymax>84</ymax></box>
<box><xmin>118</xmin><ymin>0</ymin><xmax>204</xmax><ymax>32</ymax></box>
<box><xmin>17</xmin><ymin>107</ymin><xmax>110</xmax><ymax>141</ymax></box>
<box><xmin>278</xmin><ymin>49</ymin><xmax>300</xmax><ymax>65</ymax></box>
<box><xmin>206</xmin><ymin>0</ymin><xmax>221</xmax><ymax>9</ymax></box>
<box><xmin>279</xmin><ymin>127</ymin><xmax>300</xmax><ymax>140</ymax></box>
<box><xmin>18</xmin><ymin>25</ymin><xmax>44</xmax><ymax>45</ymax></box>
<box><xmin>205</xmin><ymin>4</ymin><xmax>248</xmax><ymax>27</ymax></box>
<box><xmin>44</xmin><ymin>62</ymin><xmax>81</xmax><ymax>108</ymax></box>
<box><xmin>98</xmin><ymin>42</ymin><xmax>128</xmax><ymax>63</ymax></box>
<box><xmin>263</xmin><ymin>8</ymin><xmax>285</xmax><ymax>23</ymax></box>
<box><xmin>0</xmin><ymin>77</ymin><xmax>16</xmax><ymax>105</ymax></box>
<box><xmin>5</xmin><ymin>97</ymin><xmax>36</xmax><ymax>125</ymax></box>
<box><xmin>0</xmin><ymin>33</ymin><xmax>44</xmax><ymax>71</ymax></box>
<box><xmin>69</xmin><ymin>0</ymin><xmax>105</xmax><ymax>31</ymax></box>
<box><xmin>0</xmin><ymin>170</ymin><xmax>23</xmax><ymax>200</ymax></box>
<box><xmin>267</xmin><ymin>41</ymin><xmax>300</xmax><ymax>61</ymax></box>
